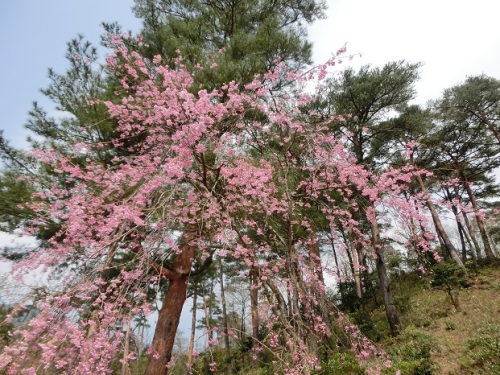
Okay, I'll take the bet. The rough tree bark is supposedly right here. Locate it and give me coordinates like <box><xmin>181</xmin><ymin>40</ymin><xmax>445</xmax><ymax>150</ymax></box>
<box><xmin>145</xmin><ymin>232</ymin><xmax>196</xmax><ymax>375</ymax></box>
<box><xmin>353</xmin><ymin>243</ymin><xmax>364</xmax><ymax>300</ymax></box>
<box><xmin>120</xmin><ymin>314</ymin><xmax>132</xmax><ymax>375</ymax></box>
<box><xmin>250</xmin><ymin>265</ymin><xmax>260</xmax><ymax>348</ymax></box>
<box><xmin>218</xmin><ymin>257</ymin><xmax>232</xmax><ymax>373</ymax></box>
<box><xmin>187</xmin><ymin>281</ymin><xmax>198</xmax><ymax>373</ymax></box>
<box><xmin>415</xmin><ymin>173</ymin><xmax>467</xmax><ymax>273</ymax></box>
<box><xmin>369</xmin><ymin>214</ymin><xmax>400</xmax><ymax>336</ymax></box>
<box><xmin>454</xmin><ymin>185</ymin><xmax>483</xmax><ymax>259</ymax></box>
<box><xmin>444</xmin><ymin>187</ymin><xmax>470</xmax><ymax>262</ymax></box>
<box><xmin>309</xmin><ymin>233</ymin><xmax>332</xmax><ymax>334</ymax></box>
<box><xmin>461</xmin><ymin>175</ymin><xmax>496</xmax><ymax>259</ymax></box>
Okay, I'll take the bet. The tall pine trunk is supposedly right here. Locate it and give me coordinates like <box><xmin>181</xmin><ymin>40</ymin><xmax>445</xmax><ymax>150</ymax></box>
<box><xmin>187</xmin><ymin>281</ymin><xmax>198</xmax><ymax>373</ymax></box>
<box><xmin>415</xmin><ymin>174</ymin><xmax>466</xmax><ymax>273</ymax></box>
<box><xmin>309</xmin><ymin>233</ymin><xmax>332</xmax><ymax>335</ymax></box>
<box><xmin>250</xmin><ymin>265</ymin><xmax>260</xmax><ymax>349</ymax></box>
<box><xmin>340</xmin><ymin>229</ymin><xmax>363</xmax><ymax>301</ymax></box>
<box><xmin>461</xmin><ymin>176</ymin><xmax>496</xmax><ymax>259</ymax></box>
<box><xmin>218</xmin><ymin>257</ymin><xmax>232</xmax><ymax>373</ymax></box>
<box><xmin>444</xmin><ymin>187</ymin><xmax>468</xmax><ymax>261</ymax></box>
<box><xmin>145</xmin><ymin>233</ymin><xmax>195</xmax><ymax>375</ymax></box>
<box><xmin>368</xmin><ymin>213</ymin><xmax>400</xmax><ymax>336</ymax></box>
<box><xmin>461</xmin><ymin>208</ymin><xmax>482</xmax><ymax>259</ymax></box>
<box><xmin>454</xmin><ymin>185</ymin><xmax>483</xmax><ymax>258</ymax></box>
<box><xmin>353</xmin><ymin>243</ymin><xmax>364</xmax><ymax>300</ymax></box>
<box><xmin>120</xmin><ymin>314</ymin><xmax>132</xmax><ymax>375</ymax></box>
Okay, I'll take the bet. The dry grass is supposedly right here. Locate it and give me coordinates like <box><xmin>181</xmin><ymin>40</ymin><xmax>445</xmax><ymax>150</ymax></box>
<box><xmin>390</xmin><ymin>264</ymin><xmax>500</xmax><ymax>374</ymax></box>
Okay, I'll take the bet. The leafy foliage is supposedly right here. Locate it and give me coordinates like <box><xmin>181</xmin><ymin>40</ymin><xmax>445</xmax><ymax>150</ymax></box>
<box><xmin>133</xmin><ymin>0</ymin><xmax>326</xmax><ymax>87</ymax></box>
<box><xmin>316</xmin><ymin>351</ymin><xmax>366</xmax><ymax>375</ymax></box>
<box><xmin>385</xmin><ymin>326</ymin><xmax>439</xmax><ymax>375</ymax></box>
<box><xmin>460</xmin><ymin>324</ymin><xmax>500</xmax><ymax>374</ymax></box>
<box><xmin>430</xmin><ymin>261</ymin><xmax>470</xmax><ymax>310</ymax></box>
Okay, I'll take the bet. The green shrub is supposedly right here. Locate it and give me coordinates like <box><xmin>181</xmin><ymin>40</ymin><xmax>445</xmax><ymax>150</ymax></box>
<box><xmin>393</xmin><ymin>294</ymin><xmax>413</xmax><ymax>314</ymax></box>
<box><xmin>461</xmin><ymin>324</ymin><xmax>500</xmax><ymax>374</ymax></box>
<box><xmin>351</xmin><ymin>309</ymin><xmax>381</xmax><ymax>342</ymax></box>
<box><xmin>316</xmin><ymin>351</ymin><xmax>365</xmax><ymax>375</ymax></box>
<box><xmin>430</xmin><ymin>261</ymin><xmax>470</xmax><ymax>310</ymax></box>
<box><xmin>444</xmin><ymin>321</ymin><xmax>456</xmax><ymax>331</ymax></box>
<box><xmin>385</xmin><ymin>325</ymin><xmax>439</xmax><ymax>375</ymax></box>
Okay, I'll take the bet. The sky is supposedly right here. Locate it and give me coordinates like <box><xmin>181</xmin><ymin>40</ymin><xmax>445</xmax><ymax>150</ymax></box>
<box><xmin>0</xmin><ymin>0</ymin><xmax>142</xmax><ymax>148</ymax></box>
<box><xmin>1</xmin><ymin>0</ymin><xmax>500</xmax><ymax>149</ymax></box>
<box><xmin>308</xmin><ymin>0</ymin><xmax>500</xmax><ymax>103</ymax></box>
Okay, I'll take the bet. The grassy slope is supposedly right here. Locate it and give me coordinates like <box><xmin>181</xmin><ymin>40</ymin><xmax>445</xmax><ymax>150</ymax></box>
<box><xmin>381</xmin><ymin>263</ymin><xmax>500</xmax><ymax>374</ymax></box>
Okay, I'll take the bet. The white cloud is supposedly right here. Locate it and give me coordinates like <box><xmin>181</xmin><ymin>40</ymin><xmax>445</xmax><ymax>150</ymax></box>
<box><xmin>308</xmin><ymin>0</ymin><xmax>500</xmax><ymax>104</ymax></box>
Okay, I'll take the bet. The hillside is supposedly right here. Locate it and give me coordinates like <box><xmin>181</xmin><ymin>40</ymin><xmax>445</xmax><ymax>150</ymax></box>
<box><xmin>378</xmin><ymin>262</ymin><xmax>500</xmax><ymax>375</ymax></box>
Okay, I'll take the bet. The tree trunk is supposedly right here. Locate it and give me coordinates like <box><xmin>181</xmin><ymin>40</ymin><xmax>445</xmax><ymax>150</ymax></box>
<box><xmin>202</xmin><ymin>279</ymin><xmax>215</xmax><ymax>346</ymax></box>
<box><xmin>120</xmin><ymin>314</ymin><xmax>132</xmax><ymax>375</ymax></box>
<box><xmin>287</xmin><ymin>248</ymin><xmax>301</xmax><ymax>321</ymax></box>
<box><xmin>453</xmin><ymin>185</ymin><xmax>483</xmax><ymax>259</ymax></box>
<box><xmin>145</xmin><ymin>233</ymin><xmax>196</xmax><ymax>375</ymax></box>
<box><xmin>136</xmin><ymin>322</ymin><xmax>145</xmax><ymax>375</ymax></box>
<box><xmin>444</xmin><ymin>187</ymin><xmax>468</xmax><ymax>262</ymax></box>
<box><xmin>415</xmin><ymin>174</ymin><xmax>467</xmax><ymax>273</ymax></box>
<box><xmin>352</xmin><ymin>242</ymin><xmax>364</xmax><ymax>300</ymax></box>
<box><xmin>461</xmin><ymin>177</ymin><xmax>496</xmax><ymax>259</ymax></box>
<box><xmin>368</xmin><ymin>214</ymin><xmax>400</xmax><ymax>336</ymax></box>
<box><xmin>309</xmin><ymin>233</ymin><xmax>332</xmax><ymax>336</ymax></box>
<box><xmin>250</xmin><ymin>265</ymin><xmax>260</xmax><ymax>348</ymax></box>
<box><xmin>187</xmin><ymin>282</ymin><xmax>198</xmax><ymax>373</ymax></box>
<box><xmin>437</xmin><ymin>234</ymin><xmax>447</xmax><ymax>260</ymax></box>
<box><xmin>328</xmin><ymin>232</ymin><xmax>341</xmax><ymax>279</ymax></box>
<box><xmin>409</xmin><ymin>217</ymin><xmax>422</xmax><ymax>258</ymax></box>
<box><xmin>461</xmin><ymin>219</ymin><xmax>479</xmax><ymax>261</ymax></box>
<box><xmin>461</xmin><ymin>209</ymin><xmax>482</xmax><ymax>258</ymax></box>
<box><xmin>340</xmin><ymin>229</ymin><xmax>363</xmax><ymax>301</ymax></box>
<box><xmin>457</xmin><ymin>221</ymin><xmax>471</xmax><ymax>262</ymax></box>
<box><xmin>218</xmin><ymin>258</ymin><xmax>232</xmax><ymax>373</ymax></box>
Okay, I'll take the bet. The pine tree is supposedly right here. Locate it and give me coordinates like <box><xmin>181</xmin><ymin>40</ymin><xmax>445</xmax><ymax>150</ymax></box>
<box><xmin>132</xmin><ymin>0</ymin><xmax>326</xmax><ymax>87</ymax></box>
<box><xmin>313</xmin><ymin>61</ymin><xmax>422</xmax><ymax>336</ymax></box>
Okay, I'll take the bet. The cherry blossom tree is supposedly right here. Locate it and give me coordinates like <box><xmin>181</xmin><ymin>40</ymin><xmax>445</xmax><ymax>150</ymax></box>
<box><xmin>0</xmin><ymin>35</ymin><xmax>427</xmax><ymax>375</ymax></box>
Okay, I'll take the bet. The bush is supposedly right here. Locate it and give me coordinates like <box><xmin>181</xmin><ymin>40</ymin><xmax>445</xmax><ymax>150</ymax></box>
<box><xmin>393</xmin><ymin>294</ymin><xmax>413</xmax><ymax>314</ymax></box>
<box><xmin>461</xmin><ymin>324</ymin><xmax>500</xmax><ymax>374</ymax></box>
<box><xmin>351</xmin><ymin>309</ymin><xmax>382</xmax><ymax>342</ymax></box>
<box><xmin>385</xmin><ymin>325</ymin><xmax>439</xmax><ymax>375</ymax></box>
<box><xmin>444</xmin><ymin>321</ymin><xmax>456</xmax><ymax>331</ymax></box>
<box><xmin>316</xmin><ymin>351</ymin><xmax>365</xmax><ymax>375</ymax></box>
<box><xmin>430</xmin><ymin>261</ymin><xmax>470</xmax><ymax>310</ymax></box>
